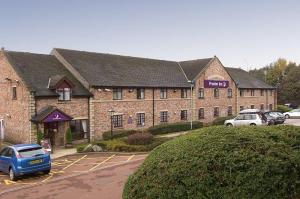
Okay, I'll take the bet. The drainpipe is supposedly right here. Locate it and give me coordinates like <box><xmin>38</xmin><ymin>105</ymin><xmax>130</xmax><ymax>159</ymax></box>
<box><xmin>187</xmin><ymin>81</ymin><xmax>194</xmax><ymax>130</ymax></box>
<box><xmin>152</xmin><ymin>88</ymin><xmax>155</xmax><ymax>126</ymax></box>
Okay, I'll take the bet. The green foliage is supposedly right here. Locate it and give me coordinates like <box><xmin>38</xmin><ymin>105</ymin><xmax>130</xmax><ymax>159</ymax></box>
<box><xmin>275</xmin><ymin>105</ymin><xmax>291</xmax><ymax>113</ymax></box>
<box><xmin>102</xmin><ymin>129</ymin><xmax>138</xmax><ymax>140</ymax></box>
<box><xmin>37</xmin><ymin>130</ymin><xmax>44</xmax><ymax>144</ymax></box>
<box><xmin>212</xmin><ymin>116</ymin><xmax>235</xmax><ymax>125</ymax></box>
<box><xmin>65</xmin><ymin>128</ymin><xmax>72</xmax><ymax>144</ymax></box>
<box><xmin>127</xmin><ymin>133</ymin><xmax>153</xmax><ymax>145</ymax></box>
<box><xmin>76</xmin><ymin>143</ymin><xmax>87</xmax><ymax>153</ymax></box>
<box><xmin>123</xmin><ymin>125</ymin><xmax>300</xmax><ymax>199</ymax></box>
<box><xmin>148</xmin><ymin>121</ymin><xmax>203</xmax><ymax>135</ymax></box>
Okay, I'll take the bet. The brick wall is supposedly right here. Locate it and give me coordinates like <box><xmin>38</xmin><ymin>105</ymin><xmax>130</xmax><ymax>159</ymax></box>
<box><xmin>193</xmin><ymin>58</ymin><xmax>237</xmax><ymax>123</ymax></box>
<box><xmin>91</xmin><ymin>87</ymin><xmax>191</xmax><ymax>139</ymax></box>
<box><xmin>0</xmin><ymin>51</ymin><xmax>32</xmax><ymax>143</ymax></box>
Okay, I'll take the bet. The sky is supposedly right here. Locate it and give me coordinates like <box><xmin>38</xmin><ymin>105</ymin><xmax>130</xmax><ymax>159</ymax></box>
<box><xmin>0</xmin><ymin>0</ymin><xmax>299</xmax><ymax>70</ymax></box>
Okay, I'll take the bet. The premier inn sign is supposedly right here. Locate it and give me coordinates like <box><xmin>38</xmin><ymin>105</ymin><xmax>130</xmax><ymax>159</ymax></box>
<box><xmin>204</xmin><ymin>80</ymin><xmax>229</xmax><ymax>88</ymax></box>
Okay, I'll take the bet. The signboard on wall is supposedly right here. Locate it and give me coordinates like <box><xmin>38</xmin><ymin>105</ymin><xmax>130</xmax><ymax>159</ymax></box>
<box><xmin>204</xmin><ymin>80</ymin><xmax>229</xmax><ymax>88</ymax></box>
<box><xmin>43</xmin><ymin>110</ymin><xmax>72</xmax><ymax>123</ymax></box>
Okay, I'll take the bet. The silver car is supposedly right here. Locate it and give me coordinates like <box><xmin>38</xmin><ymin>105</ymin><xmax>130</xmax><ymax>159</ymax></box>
<box><xmin>224</xmin><ymin>114</ymin><xmax>267</xmax><ymax>126</ymax></box>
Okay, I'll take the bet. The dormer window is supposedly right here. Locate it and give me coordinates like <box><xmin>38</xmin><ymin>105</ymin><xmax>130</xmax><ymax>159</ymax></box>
<box><xmin>57</xmin><ymin>87</ymin><xmax>71</xmax><ymax>101</ymax></box>
<box><xmin>48</xmin><ymin>75</ymin><xmax>75</xmax><ymax>101</ymax></box>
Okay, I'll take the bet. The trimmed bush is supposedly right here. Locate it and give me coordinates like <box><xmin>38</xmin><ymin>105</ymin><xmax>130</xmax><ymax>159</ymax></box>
<box><xmin>212</xmin><ymin>116</ymin><xmax>235</xmax><ymax>125</ymax></box>
<box><xmin>123</xmin><ymin>125</ymin><xmax>300</xmax><ymax>199</ymax></box>
<box><xmin>127</xmin><ymin>133</ymin><xmax>153</xmax><ymax>145</ymax></box>
<box><xmin>276</xmin><ymin>104</ymin><xmax>291</xmax><ymax>113</ymax></box>
<box><xmin>37</xmin><ymin>130</ymin><xmax>44</xmax><ymax>144</ymax></box>
<box><xmin>148</xmin><ymin>121</ymin><xmax>203</xmax><ymax>135</ymax></box>
<box><xmin>65</xmin><ymin>128</ymin><xmax>72</xmax><ymax>144</ymax></box>
<box><xmin>76</xmin><ymin>143</ymin><xmax>88</xmax><ymax>153</ymax></box>
<box><xmin>102</xmin><ymin>129</ymin><xmax>138</xmax><ymax>140</ymax></box>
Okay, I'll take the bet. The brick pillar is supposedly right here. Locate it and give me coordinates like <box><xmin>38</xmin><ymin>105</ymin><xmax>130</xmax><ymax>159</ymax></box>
<box><xmin>89</xmin><ymin>97</ymin><xmax>95</xmax><ymax>142</ymax></box>
<box><xmin>29</xmin><ymin>92</ymin><xmax>37</xmax><ymax>143</ymax></box>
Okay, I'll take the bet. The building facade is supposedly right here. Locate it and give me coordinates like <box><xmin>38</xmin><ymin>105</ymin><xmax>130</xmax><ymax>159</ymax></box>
<box><xmin>0</xmin><ymin>48</ymin><xmax>276</xmax><ymax>146</ymax></box>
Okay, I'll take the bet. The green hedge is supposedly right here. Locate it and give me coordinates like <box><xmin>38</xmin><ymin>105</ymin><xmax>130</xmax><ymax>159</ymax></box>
<box><xmin>123</xmin><ymin>125</ymin><xmax>300</xmax><ymax>199</ymax></box>
<box><xmin>275</xmin><ymin>104</ymin><xmax>291</xmax><ymax>113</ymax></box>
<box><xmin>148</xmin><ymin>121</ymin><xmax>203</xmax><ymax>135</ymax></box>
<box><xmin>102</xmin><ymin>129</ymin><xmax>138</xmax><ymax>140</ymax></box>
<box><xmin>212</xmin><ymin>116</ymin><xmax>235</xmax><ymax>125</ymax></box>
<box><xmin>76</xmin><ymin>137</ymin><xmax>171</xmax><ymax>153</ymax></box>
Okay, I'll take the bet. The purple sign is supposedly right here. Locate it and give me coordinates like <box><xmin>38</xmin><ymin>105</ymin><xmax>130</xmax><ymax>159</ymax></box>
<box><xmin>43</xmin><ymin>110</ymin><xmax>72</xmax><ymax>123</ymax></box>
<box><xmin>204</xmin><ymin>80</ymin><xmax>229</xmax><ymax>88</ymax></box>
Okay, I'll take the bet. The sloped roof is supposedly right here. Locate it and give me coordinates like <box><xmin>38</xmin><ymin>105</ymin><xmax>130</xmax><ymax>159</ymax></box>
<box><xmin>4</xmin><ymin>51</ymin><xmax>91</xmax><ymax>97</ymax></box>
<box><xmin>179</xmin><ymin>58</ymin><xmax>213</xmax><ymax>80</ymax></box>
<box><xmin>54</xmin><ymin>48</ymin><xmax>190</xmax><ymax>88</ymax></box>
<box><xmin>226</xmin><ymin>67</ymin><xmax>275</xmax><ymax>89</ymax></box>
<box><xmin>31</xmin><ymin>105</ymin><xmax>72</xmax><ymax>122</ymax></box>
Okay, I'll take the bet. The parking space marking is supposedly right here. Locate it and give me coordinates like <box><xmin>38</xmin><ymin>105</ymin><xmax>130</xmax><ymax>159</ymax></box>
<box><xmin>89</xmin><ymin>154</ymin><xmax>115</xmax><ymax>171</ymax></box>
<box><xmin>62</xmin><ymin>155</ymin><xmax>87</xmax><ymax>170</ymax></box>
<box><xmin>126</xmin><ymin>155</ymin><xmax>135</xmax><ymax>162</ymax></box>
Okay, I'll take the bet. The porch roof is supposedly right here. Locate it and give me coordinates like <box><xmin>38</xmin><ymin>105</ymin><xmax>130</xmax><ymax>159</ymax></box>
<box><xmin>31</xmin><ymin>106</ymin><xmax>73</xmax><ymax>123</ymax></box>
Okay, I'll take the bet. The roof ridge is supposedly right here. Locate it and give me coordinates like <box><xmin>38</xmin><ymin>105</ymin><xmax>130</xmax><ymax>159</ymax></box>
<box><xmin>4</xmin><ymin>50</ymin><xmax>52</xmax><ymax>57</ymax></box>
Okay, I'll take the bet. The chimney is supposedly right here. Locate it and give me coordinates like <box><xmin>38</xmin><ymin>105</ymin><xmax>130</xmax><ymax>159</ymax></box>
<box><xmin>1</xmin><ymin>47</ymin><xmax>4</xmax><ymax>51</ymax></box>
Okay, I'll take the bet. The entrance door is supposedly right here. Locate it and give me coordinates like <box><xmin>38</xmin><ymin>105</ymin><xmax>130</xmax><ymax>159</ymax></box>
<box><xmin>44</xmin><ymin>122</ymin><xmax>58</xmax><ymax>147</ymax></box>
<box><xmin>0</xmin><ymin>119</ymin><xmax>4</xmax><ymax>140</ymax></box>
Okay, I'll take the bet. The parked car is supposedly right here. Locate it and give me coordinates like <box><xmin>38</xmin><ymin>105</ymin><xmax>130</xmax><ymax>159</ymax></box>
<box><xmin>0</xmin><ymin>144</ymin><xmax>51</xmax><ymax>181</ymax></box>
<box><xmin>224</xmin><ymin>113</ymin><xmax>267</xmax><ymax>126</ymax></box>
<box><xmin>283</xmin><ymin>109</ymin><xmax>300</xmax><ymax>119</ymax></box>
<box><xmin>263</xmin><ymin>111</ymin><xmax>285</xmax><ymax>125</ymax></box>
<box><xmin>284</xmin><ymin>103</ymin><xmax>298</xmax><ymax>109</ymax></box>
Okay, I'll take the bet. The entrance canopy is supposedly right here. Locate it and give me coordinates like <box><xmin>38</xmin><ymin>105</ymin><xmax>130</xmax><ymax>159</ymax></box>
<box><xmin>31</xmin><ymin>106</ymin><xmax>73</xmax><ymax>123</ymax></box>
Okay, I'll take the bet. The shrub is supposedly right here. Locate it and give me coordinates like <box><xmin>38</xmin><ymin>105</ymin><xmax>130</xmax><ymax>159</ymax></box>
<box><xmin>102</xmin><ymin>129</ymin><xmax>138</xmax><ymax>140</ymax></box>
<box><xmin>37</xmin><ymin>130</ymin><xmax>44</xmax><ymax>144</ymax></box>
<box><xmin>127</xmin><ymin>133</ymin><xmax>153</xmax><ymax>145</ymax></box>
<box><xmin>212</xmin><ymin>116</ymin><xmax>235</xmax><ymax>125</ymax></box>
<box><xmin>148</xmin><ymin>121</ymin><xmax>203</xmax><ymax>135</ymax></box>
<box><xmin>76</xmin><ymin>143</ymin><xmax>88</xmax><ymax>153</ymax></box>
<box><xmin>65</xmin><ymin>128</ymin><xmax>72</xmax><ymax>144</ymax></box>
<box><xmin>123</xmin><ymin>125</ymin><xmax>300</xmax><ymax>199</ymax></box>
<box><xmin>276</xmin><ymin>104</ymin><xmax>291</xmax><ymax>113</ymax></box>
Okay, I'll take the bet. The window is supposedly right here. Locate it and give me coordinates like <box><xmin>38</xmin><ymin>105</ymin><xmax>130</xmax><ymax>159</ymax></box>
<box><xmin>235</xmin><ymin>115</ymin><xmax>244</xmax><ymax>120</ymax></box>
<box><xmin>198</xmin><ymin>108</ymin><xmax>204</xmax><ymax>119</ymax></box>
<box><xmin>261</xmin><ymin>90</ymin><xmax>264</xmax><ymax>96</ymax></box>
<box><xmin>160</xmin><ymin>111</ymin><xmax>168</xmax><ymax>123</ymax></box>
<box><xmin>251</xmin><ymin>105</ymin><xmax>255</xmax><ymax>109</ymax></box>
<box><xmin>12</xmin><ymin>87</ymin><xmax>17</xmax><ymax>100</ymax></box>
<box><xmin>57</xmin><ymin>88</ymin><xmax>71</xmax><ymax>101</ymax></box>
<box><xmin>112</xmin><ymin>115</ymin><xmax>123</xmax><ymax>127</ymax></box>
<box><xmin>250</xmin><ymin>90</ymin><xmax>255</xmax><ymax>96</ymax></box>
<box><xmin>137</xmin><ymin>113</ymin><xmax>145</xmax><ymax>126</ymax></box>
<box><xmin>239</xmin><ymin>90</ymin><xmax>244</xmax><ymax>97</ymax></box>
<box><xmin>198</xmin><ymin>88</ymin><xmax>204</xmax><ymax>99</ymax></box>
<box><xmin>269</xmin><ymin>104</ymin><xmax>273</xmax><ymax>110</ymax></box>
<box><xmin>260</xmin><ymin>104</ymin><xmax>264</xmax><ymax>110</ymax></box>
<box><xmin>214</xmin><ymin>107</ymin><xmax>219</xmax><ymax>117</ymax></box>
<box><xmin>137</xmin><ymin>88</ymin><xmax>145</xmax><ymax>99</ymax></box>
<box><xmin>270</xmin><ymin>90</ymin><xmax>273</xmax><ymax>96</ymax></box>
<box><xmin>181</xmin><ymin>89</ymin><xmax>188</xmax><ymax>98</ymax></box>
<box><xmin>70</xmin><ymin>119</ymin><xmax>88</xmax><ymax>140</ymax></box>
<box><xmin>227</xmin><ymin>88</ymin><xmax>232</xmax><ymax>98</ymax></box>
<box><xmin>180</xmin><ymin>110</ymin><xmax>188</xmax><ymax>120</ymax></box>
<box><xmin>214</xmin><ymin>88</ymin><xmax>219</xmax><ymax>98</ymax></box>
<box><xmin>160</xmin><ymin>89</ymin><xmax>167</xmax><ymax>99</ymax></box>
<box><xmin>228</xmin><ymin>106</ymin><xmax>232</xmax><ymax>116</ymax></box>
<box><xmin>113</xmin><ymin>88</ymin><xmax>122</xmax><ymax>100</ymax></box>
<box><xmin>240</xmin><ymin>106</ymin><xmax>244</xmax><ymax>111</ymax></box>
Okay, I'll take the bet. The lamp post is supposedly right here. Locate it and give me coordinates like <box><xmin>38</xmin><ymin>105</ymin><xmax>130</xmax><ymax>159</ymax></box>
<box><xmin>187</xmin><ymin>80</ymin><xmax>194</xmax><ymax>130</ymax></box>
<box><xmin>108</xmin><ymin>109</ymin><xmax>115</xmax><ymax>139</ymax></box>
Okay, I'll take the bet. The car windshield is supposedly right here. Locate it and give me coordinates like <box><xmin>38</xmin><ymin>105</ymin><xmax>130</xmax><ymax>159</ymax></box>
<box><xmin>18</xmin><ymin>147</ymin><xmax>45</xmax><ymax>158</ymax></box>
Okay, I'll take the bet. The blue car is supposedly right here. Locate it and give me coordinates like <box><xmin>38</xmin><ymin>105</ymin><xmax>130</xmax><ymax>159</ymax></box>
<box><xmin>0</xmin><ymin>144</ymin><xmax>51</xmax><ymax>181</ymax></box>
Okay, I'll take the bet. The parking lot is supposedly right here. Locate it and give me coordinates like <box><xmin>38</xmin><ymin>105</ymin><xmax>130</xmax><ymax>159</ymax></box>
<box><xmin>284</xmin><ymin>118</ymin><xmax>300</xmax><ymax>126</ymax></box>
<box><xmin>0</xmin><ymin>153</ymin><xmax>147</xmax><ymax>194</ymax></box>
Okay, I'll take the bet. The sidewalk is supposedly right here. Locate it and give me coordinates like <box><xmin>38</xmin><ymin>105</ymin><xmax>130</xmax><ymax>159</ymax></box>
<box><xmin>155</xmin><ymin>131</ymin><xmax>189</xmax><ymax>138</ymax></box>
<box><xmin>51</xmin><ymin>148</ymin><xmax>77</xmax><ymax>159</ymax></box>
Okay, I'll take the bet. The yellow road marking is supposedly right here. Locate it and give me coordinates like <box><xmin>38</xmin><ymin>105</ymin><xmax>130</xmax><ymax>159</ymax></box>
<box><xmin>62</xmin><ymin>155</ymin><xmax>87</xmax><ymax>170</ymax></box>
<box><xmin>41</xmin><ymin>174</ymin><xmax>53</xmax><ymax>183</ymax></box>
<box><xmin>4</xmin><ymin>180</ymin><xmax>16</xmax><ymax>185</ymax></box>
<box><xmin>89</xmin><ymin>154</ymin><xmax>115</xmax><ymax>171</ymax></box>
<box><xmin>126</xmin><ymin>155</ymin><xmax>135</xmax><ymax>162</ymax></box>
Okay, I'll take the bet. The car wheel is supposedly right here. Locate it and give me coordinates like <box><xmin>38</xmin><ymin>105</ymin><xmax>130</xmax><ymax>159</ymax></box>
<box><xmin>43</xmin><ymin>169</ymin><xmax>51</xmax><ymax>175</ymax></box>
<box><xmin>226</xmin><ymin>123</ymin><xmax>233</xmax><ymax>127</ymax></box>
<box><xmin>250</xmin><ymin>123</ymin><xmax>256</xmax><ymax>126</ymax></box>
<box><xmin>268</xmin><ymin>120</ymin><xmax>275</xmax><ymax>126</ymax></box>
<box><xmin>9</xmin><ymin>168</ymin><xmax>17</xmax><ymax>181</ymax></box>
<box><xmin>285</xmin><ymin>114</ymin><xmax>290</xmax><ymax>119</ymax></box>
